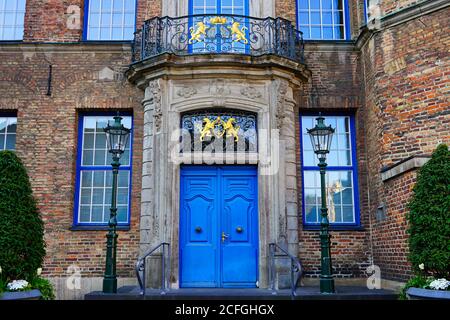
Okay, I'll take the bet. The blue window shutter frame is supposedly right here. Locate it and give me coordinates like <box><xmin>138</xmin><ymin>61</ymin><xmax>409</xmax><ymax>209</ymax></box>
<box><xmin>299</xmin><ymin>112</ymin><xmax>361</xmax><ymax>230</ymax></box>
<box><xmin>73</xmin><ymin>112</ymin><xmax>133</xmax><ymax>228</ymax></box>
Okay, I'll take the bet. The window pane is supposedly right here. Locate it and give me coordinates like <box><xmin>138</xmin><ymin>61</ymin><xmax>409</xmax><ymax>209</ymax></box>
<box><xmin>82</xmin><ymin>150</ymin><xmax>94</xmax><ymax>165</ymax></box>
<box><xmin>80</xmin><ymin>188</ymin><xmax>92</xmax><ymax>204</ymax></box>
<box><xmin>311</xmin><ymin>12</ymin><xmax>321</xmax><ymax>24</ymax></box>
<box><xmin>117</xmin><ymin>206</ymin><xmax>128</xmax><ymax>222</ymax></box>
<box><xmin>91</xmin><ymin>206</ymin><xmax>103</xmax><ymax>222</ymax></box>
<box><xmin>81</xmin><ymin>171</ymin><xmax>93</xmax><ymax>187</ymax></box>
<box><xmin>79</xmin><ymin>206</ymin><xmax>91</xmax><ymax>222</ymax></box>
<box><xmin>76</xmin><ymin>115</ymin><xmax>132</xmax><ymax>225</ymax></box>
<box><xmin>87</xmin><ymin>0</ymin><xmax>135</xmax><ymax>40</ymax></box>
<box><xmin>94</xmin><ymin>149</ymin><xmax>106</xmax><ymax>165</ymax></box>
<box><xmin>92</xmin><ymin>188</ymin><xmax>104</xmax><ymax>204</ymax></box>
<box><xmin>299</xmin><ymin>12</ymin><xmax>309</xmax><ymax>24</ymax></box>
<box><xmin>93</xmin><ymin>171</ymin><xmax>105</xmax><ymax>187</ymax></box>
<box><xmin>301</xmin><ymin>114</ymin><xmax>357</xmax><ymax>225</ymax></box>
<box><xmin>113</xmin><ymin>0</ymin><xmax>123</xmax><ymax>11</ymax></box>
<box><xmin>305</xmin><ymin>205</ymin><xmax>318</xmax><ymax>223</ymax></box>
<box><xmin>297</xmin><ymin>0</ymin><xmax>346</xmax><ymax>39</ymax></box>
<box><xmin>310</xmin><ymin>1</ymin><xmax>320</xmax><ymax>9</ymax></box>
<box><xmin>0</xmin><ymin>117</ymin><xmax>17</xmax><ymax>150</ymax></box>
<box><xmin>304</xmin><ymin>188</ymin><xmax>316</xmax><ymax>205</ymax></box>
<box><xmin>299</xmin><ymin>0</ymin><xmax>309</xmax><ymax>9</ymax></box>
<box><xmin>323</xmin><ymin>12</ymin><xmax>332</xmax><ymax>24</ymax></box>
<box><xmin>5</xmin><ymin>134</ymin><xmax>15</xmax><ymax>150</ymax></box>
<box><xmin>322</xmin><ymin>0</ymin><xmax>333</xmax><ymax>10</ymax></box>
<box><xmin>311</xmin><ymin>27</ymin><xmax>321</xmax><ymax>38</ymax></box>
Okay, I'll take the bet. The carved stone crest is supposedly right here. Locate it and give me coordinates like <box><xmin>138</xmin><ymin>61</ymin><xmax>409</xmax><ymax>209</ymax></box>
<box><xmin>177</xmin><ymin>86</ymin><xmax>197</xmax><ymax>98</ymax></box>
<box><xmin>148</xmin><ymin>80</ymin><xmax>162</xmax><ymax>132</ymax></box>
<box><xmin>241</xmin><ymin>86</ymin><xmax>262</xmax><ymax>99</ymax></box>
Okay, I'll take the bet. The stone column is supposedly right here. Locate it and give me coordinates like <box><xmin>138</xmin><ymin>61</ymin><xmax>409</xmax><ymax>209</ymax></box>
<box><xmin>271</xmin><ymin>78</ymin><xmax>299</xmax><ymax>288</ymax></box>
<box><xmin>140</xmin><ymin>79</ymin><xmax>164</xmax><ymax>288</ymax></box>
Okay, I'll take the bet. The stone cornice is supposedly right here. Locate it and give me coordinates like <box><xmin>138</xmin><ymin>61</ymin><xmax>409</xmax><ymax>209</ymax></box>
<box><xmin>380</xmin><ymin>0</ymin><xmax>449</xmax><ymax>29</ymax></box>
<box><xmin>356</xmin><ymin>0</ymin><xmax>449</xmax><ymax>49</ymax></box>
<box><xmin>0</xmin><ymin>42</ymin><xmax>132</xmax><ymax>53</ymax></box>
<box><xmin>304</xmin><ymin>41</ymin><xmax>357</xmax><ymax>53</ymax></box>
<box><xmin>126</xmin><ymin>53</ymin><xmax>311</xmax><ymax>89</ymax></box>
<box><xmin>380</xmin><ymin>155</ymin><xmax>431</xmax><ymax>182</ymax></box>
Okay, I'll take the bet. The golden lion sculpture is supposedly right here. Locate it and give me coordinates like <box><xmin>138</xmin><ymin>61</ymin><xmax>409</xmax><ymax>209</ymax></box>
<box><xmin>198</xmin><ymin>118</ymin><xmax>216</xmax><ymax>141</ymax></box>
<box><xmin>229</xmin><ymin>21</ymin><xmax>248</xmax><ymax>44</ymax></box>
<box><xmin>223</xmin><ymin>118</ymin><xmax>240</xmax><ymax>142</ymax></box>
<box><xmin>189</xmin><ymin>21</ymin><xmax>207</xmax><ymax>44</ymax></box>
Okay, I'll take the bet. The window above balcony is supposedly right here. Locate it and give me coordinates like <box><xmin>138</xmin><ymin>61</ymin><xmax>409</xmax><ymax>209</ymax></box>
<box><xmin>296</xmin><ymin>0</ymin><xmax>350</xmax><ymax>40</ymax></box>
<box><xmin>83</xmin><ymin>0</ymin><xmax>136</xmax><ymax>41</ymax></box>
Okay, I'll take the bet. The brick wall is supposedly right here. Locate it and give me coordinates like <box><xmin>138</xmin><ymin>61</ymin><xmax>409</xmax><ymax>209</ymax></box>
<box><xmin>372</xmin><ymin>171</ymin><xmax>416</xmax><ymax>281</ymax></box>
<box><xmin>361</xmin><ymin>6</ymin><xmax>450</xmax><ymax>281</ymax></box>
<box><xmin>295</xmin><ymin>42</ymin><xmax>372</xmax><ymax>278</ymax></box>
<box><xmin>23</xmin><ymin>0</ymin><xmax>162</xmax><ymax>42</ymax></box>
<box><xmin>0</xmin><ymin>44</ymin><xmax>144</xmax><ymax>278</ymax></box>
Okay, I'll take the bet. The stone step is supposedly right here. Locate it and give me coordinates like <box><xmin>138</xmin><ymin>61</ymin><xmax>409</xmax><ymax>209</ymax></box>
<box><xmin>85</xmin><ymin>286</ymin><xmax>398</xmax><ymax>300</ymax></box>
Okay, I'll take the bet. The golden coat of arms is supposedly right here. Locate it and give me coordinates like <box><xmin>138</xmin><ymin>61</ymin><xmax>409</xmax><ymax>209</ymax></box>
<box><xmin>196</xmin><ymin>116</ymin><xmax>240</xmax><ymax>142</ymax></box>
<box><xmin>189</xmin><ymin>16</ymin><xmax>248</xmax><ymax>45</ymax></box>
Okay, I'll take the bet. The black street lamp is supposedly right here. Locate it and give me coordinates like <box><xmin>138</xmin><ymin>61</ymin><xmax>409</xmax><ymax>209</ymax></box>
<box><xmin>307</xmin><ymin>113</ymin><xmax>335</xmax><ymax>294</ymax></box>
<box><xmin>102</xmin><ymin>112</ymin><xmax>131</xmax><ymax>294</ymax></box>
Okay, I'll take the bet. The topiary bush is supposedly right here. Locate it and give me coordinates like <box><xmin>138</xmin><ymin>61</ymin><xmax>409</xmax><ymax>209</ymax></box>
<box><xmin>406</xmin><ymin>144</ymin><xmax>450</xmax><ymax>278</ymax></box>
<box><xmin>0</xmin><ymin>151</ymin><xmax>46</xmax><ymax>282</ymax></box>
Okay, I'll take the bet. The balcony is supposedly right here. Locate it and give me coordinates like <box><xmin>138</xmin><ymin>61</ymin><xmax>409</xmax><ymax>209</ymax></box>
<box><xmin>132</xmin><ymin>14</ymin><xmax>304</xmax><ymax>64</ymax></box>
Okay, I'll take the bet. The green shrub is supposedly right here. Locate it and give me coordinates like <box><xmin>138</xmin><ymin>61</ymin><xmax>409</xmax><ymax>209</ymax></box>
<box><xmin>29</xmin><ymin>276</ymin><xmax>55</xmax><ymax>300</ymax></box>
<box><xmin>0</xmin><ymin>151</ymin><xmax>46</xmax><ymax>282</ymax></box>
<box><xmin>406</xmin><ymin>144</ymin><xmax>450</xmax><ymax>277</ymax></box>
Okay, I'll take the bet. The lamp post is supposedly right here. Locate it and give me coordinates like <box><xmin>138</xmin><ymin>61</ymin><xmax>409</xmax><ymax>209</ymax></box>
<box><xmin>102</xmin><ymin>112</ymin><xmax>131</xmax><ymax>294</ymax></box>
<box><xmin>307</xmin><ymin>113</ymin><xmax>335</xmax><ymax>294</ymax></box>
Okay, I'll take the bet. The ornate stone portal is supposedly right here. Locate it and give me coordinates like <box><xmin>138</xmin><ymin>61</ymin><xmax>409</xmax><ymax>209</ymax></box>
<box><xmin>128</xmin><ymin>53</ymin><xmax>309</xmax><ymax>289</ymax></box>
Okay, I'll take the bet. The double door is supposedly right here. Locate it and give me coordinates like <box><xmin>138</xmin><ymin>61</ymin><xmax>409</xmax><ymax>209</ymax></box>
<box><xmin>180</xmin><ymin>165</ymin><xmax>258</xmax><ymax>288</ymax></box>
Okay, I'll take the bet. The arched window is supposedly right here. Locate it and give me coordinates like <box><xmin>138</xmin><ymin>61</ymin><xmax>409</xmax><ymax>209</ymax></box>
<box><xmin>297</xmin><ymin>0</ymin><xmax>350</xmax><ymax>40</ymax></box>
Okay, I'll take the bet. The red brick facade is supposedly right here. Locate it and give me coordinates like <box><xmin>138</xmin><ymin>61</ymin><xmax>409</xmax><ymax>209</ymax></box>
<box><xmin>0</xmin><ymin>0</ymin><xmax>448</xmax><ymax>293</ymax></box>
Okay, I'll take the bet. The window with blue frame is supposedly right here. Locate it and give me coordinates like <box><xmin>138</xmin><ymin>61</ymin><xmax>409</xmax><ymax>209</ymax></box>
<box><xmin>297</xmin><ymin>0</ymin><xmax>349</xmax><ymax>40</ymax></box>
<box><xmin>0</xmin><ymin>115</ymin><xmax>17</xmax><ymax>150</ymax></box>
<box><xmin>0</xmin><ymin>0</ymin><xmax>26</xmax><ymax>40</ymax></box>
<box><xmin>300</xmin><ymin>115</ymin><xmax>360</xmax><ymax>226</ymax></box>
<box><xmin>74</xmin><ymin>114</ymin><xmax>133</xmax><ymax>226</ymax></box>
<box><xmin>189</xmin><ymin>0</ymin><xmax>249</xmax><ymax>53</ymax></box>
<box><xmin>84</xmin><ymin>0</ymin><xmax>136</xmax><ymax>41</ymax></box>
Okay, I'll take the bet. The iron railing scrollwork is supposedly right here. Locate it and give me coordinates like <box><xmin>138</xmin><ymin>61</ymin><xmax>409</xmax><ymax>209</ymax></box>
<box><xmin>132</xmin><ymin>14</ymin><xmax>304</xmax><ymax>63</ymax></box>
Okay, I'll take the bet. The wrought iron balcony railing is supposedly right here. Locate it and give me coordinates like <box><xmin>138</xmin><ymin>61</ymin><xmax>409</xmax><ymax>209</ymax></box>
<box><xmin>132</xmin><ymin>14</ymin><xmax>304</xmax><ymax>63</ymax></box>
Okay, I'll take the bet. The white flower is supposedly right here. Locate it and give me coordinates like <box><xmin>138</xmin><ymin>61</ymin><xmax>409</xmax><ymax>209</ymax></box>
<box><xmin>429</xmin><ymin>278</ymin><xmax>450</xmax><ymax>290</ymax></box>
<box><xmin>37</xmin><ymin>268</ymin><xmax>42</xmax><ymax>276</ymax></box>
<box><xmin>419</xmin><ymin>263</ymin><xmax>425</xmax><ymax>270</ymax></box>
<box><xmin>7</xmin><ymin>280</ymin><xmax>29</xmax><ymax>291</ymax></box>
<box><xmin>0</xmin><ymin>265</ymin><xmax>2</xmax><ymax>274</ymax></box>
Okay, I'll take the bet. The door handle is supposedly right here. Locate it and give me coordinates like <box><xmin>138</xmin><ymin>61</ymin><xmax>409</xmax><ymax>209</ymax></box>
<box><xmin>221</xmin><ymin>231</ymin><xmax>229</xmax><ymax>243</ymax></box>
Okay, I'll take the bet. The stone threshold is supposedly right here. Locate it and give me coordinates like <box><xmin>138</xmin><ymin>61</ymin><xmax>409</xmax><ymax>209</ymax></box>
<box><xmin>85</xmin><ymin>286</ymin><xmax>397</xmax><ymax>300</ymax></box>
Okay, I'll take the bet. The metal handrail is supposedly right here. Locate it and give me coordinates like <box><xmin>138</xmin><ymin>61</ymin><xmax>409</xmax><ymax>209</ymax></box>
<box><xmin>268</xmin><ymin>243</ymin><xmax>303</xmax><ymax>298</ymax></box>
<box><xmin>135</xmin><ymin>242</ymin><xmax>170</xmax><ymax>296</ymax></box>
<box><xmin>132</xmin><ymin>14</ymin><xmax>304</xmax><ymax>63</ymax></box>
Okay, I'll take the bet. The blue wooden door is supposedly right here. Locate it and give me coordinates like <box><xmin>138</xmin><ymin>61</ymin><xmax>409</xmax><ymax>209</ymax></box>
<box><xmin>180</xmin><ymin>166</ymin><xmax>258</xmax><ymax>288</ymax></box>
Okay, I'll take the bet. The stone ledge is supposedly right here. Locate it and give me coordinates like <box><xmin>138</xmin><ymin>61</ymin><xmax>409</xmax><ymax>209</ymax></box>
<box><xmin>380</xmin><ymin>155</ymin><xmax>431</xmax><ymax>182</ymax></box>
<box><xmin>126</xmin><ymin>53</ymin><xmax>311</xmax><ymax>88</ymax></box>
